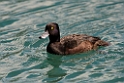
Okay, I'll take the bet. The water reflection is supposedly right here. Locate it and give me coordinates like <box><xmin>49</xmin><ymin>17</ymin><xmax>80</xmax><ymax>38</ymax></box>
<box><xmin>43</xmin><ymin>54</ymin><xmax>66</xmax><ymax>82</ymax></box>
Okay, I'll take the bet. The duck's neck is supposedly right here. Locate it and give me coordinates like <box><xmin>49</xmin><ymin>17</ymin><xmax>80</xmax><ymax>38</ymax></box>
<box><xmin>49</xmin><ymin>35</ymin><xmax>60</xmax><ymax>43</ymax></box>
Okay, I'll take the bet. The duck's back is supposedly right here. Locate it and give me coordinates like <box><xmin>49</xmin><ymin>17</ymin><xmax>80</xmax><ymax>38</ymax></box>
<box><xmin>60</xmin><ymin>34</ymin><xmax>100</xmax><ymax>45</ymax></box>
<box><xmin>60</xmin><ymin>34</ymin><xmax>109</xmax><ymax>54</ymax></box>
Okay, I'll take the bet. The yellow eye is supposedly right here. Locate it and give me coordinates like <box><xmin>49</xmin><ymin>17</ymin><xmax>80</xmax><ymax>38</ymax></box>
<box><xmin>51</xmin><ymin>27</ymin><xmax>54</xmax><ymax>30</ymax></box>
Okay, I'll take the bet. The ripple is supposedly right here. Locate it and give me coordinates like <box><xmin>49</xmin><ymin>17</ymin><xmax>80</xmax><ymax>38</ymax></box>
<box><xmin>0</xmin><ymin>19</ymin><xmax>18</xmax><ymax>27</ymax></box>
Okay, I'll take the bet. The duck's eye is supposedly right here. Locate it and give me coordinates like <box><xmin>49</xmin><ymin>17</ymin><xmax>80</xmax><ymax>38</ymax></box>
<box><xmin>51</xmin><ymin>27</ymin><xmax>54</xmax><ymax>30</ymax></box>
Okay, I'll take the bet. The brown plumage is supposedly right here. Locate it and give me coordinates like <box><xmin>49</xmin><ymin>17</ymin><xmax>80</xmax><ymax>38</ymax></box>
<box><xmin>39</xmin><ymin>23</ymin><xmax>110</xmax><ymax>55</ymax></box>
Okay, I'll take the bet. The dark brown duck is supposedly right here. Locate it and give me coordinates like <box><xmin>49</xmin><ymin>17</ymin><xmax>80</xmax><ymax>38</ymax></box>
<box><xmin>39</xmin><ymin>23</ymin><xmax>110</xmax><ymax>55</ymax></box>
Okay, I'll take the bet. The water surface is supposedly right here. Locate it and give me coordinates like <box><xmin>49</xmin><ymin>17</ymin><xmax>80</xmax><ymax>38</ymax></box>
<box><xmin>0</xmin><ymin>0</ymin><xmax>124</xmax><ymax>83</ymax></box>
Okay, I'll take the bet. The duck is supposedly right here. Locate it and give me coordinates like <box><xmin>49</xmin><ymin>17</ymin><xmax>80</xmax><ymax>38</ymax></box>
<box><xmin>39</xmin><ymin>23</ymin><xmax>110</xmax><ymax>55</ymax></box>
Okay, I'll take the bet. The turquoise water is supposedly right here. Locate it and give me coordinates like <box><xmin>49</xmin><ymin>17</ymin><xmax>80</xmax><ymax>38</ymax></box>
<box><xmin>0</xmin><ymin>0</ymin><xmax>124</xmax><ymax>83</ymax></box>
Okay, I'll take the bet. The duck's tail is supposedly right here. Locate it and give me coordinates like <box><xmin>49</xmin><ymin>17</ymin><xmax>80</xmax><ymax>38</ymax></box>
<box><xmin>96</xmin><ymin>40</ymin><xmax>110</xmax><ymax>46</ymax></box>
<box><xmin>93</xmin><ymin>40</ymin><xmax>110</xmax><ymax>49</ymax></box>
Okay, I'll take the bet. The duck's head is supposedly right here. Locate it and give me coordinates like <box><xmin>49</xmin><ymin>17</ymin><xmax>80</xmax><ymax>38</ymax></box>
<box><xmin>39</xmin><ymin>23</ymin><xmax>60</xmax><ymax>42</ymax></box>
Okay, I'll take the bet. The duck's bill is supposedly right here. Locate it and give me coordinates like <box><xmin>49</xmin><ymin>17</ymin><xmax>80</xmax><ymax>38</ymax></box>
<box><xmin>39</xmin><ymin>31</ymin><xmax>49</xmax><ymax>39</ymax></box>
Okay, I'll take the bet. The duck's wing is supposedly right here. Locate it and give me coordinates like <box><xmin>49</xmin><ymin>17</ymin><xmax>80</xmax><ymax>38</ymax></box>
<box><xmin>60</xmin><ymin>34</ymin><xmax>101</xmax><ymax>48</ymax></box>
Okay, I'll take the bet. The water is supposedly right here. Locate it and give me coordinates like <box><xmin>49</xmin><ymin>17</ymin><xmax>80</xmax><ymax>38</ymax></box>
<box><xmin>0</xmin><ymin>0</ymin><xmax>124</xmax><ymax>83</ymax></box>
